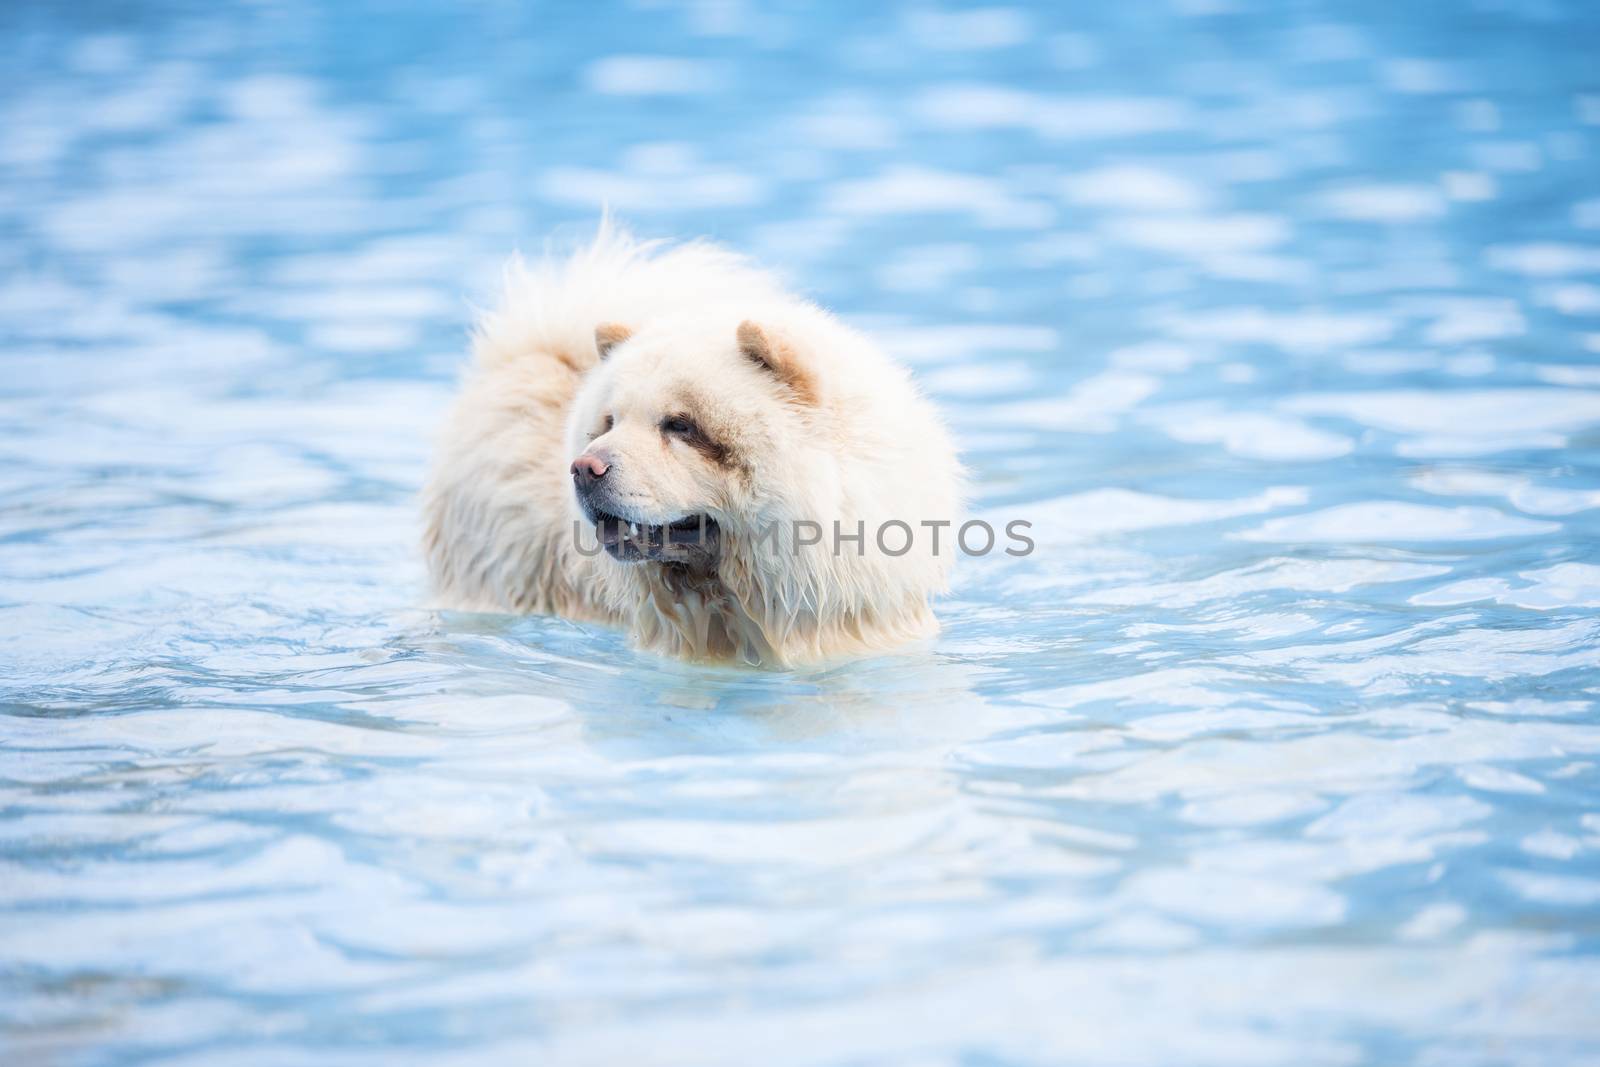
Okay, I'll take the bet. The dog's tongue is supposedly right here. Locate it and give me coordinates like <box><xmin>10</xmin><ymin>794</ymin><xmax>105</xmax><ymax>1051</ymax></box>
<box><xmin>666</xmin><ymin>517</ymin><xmax>707</xmax><ymax>545</ymax></box>
<box><xmin>594</xmin><ymin>516</ymin><xmax>714</xmax><ymax>558</ymax></box>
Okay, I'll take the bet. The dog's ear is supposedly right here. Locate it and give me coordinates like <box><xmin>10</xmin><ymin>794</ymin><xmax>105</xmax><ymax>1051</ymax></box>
<box><xmin>594</xmin><ymin>322</ymin><xmax>633</xmax><ymax>360</ymax></box>
<box><xmin>737</xmin><ymin>321</ymin><xmax>818</xmax><ymax>405</ymax></box>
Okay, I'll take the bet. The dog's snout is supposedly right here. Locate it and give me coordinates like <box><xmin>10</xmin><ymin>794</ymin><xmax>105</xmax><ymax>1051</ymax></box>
<box><xmin>571</xmin><ymin>452</ymin><xmax>610</xmax><ymax>490</ymax></box>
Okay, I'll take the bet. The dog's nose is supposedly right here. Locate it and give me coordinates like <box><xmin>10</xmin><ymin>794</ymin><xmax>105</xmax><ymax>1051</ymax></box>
<box><xmin>571</xmin><ymin>452</ymin><xmax>609</xmax><ymax>489</ymax></box>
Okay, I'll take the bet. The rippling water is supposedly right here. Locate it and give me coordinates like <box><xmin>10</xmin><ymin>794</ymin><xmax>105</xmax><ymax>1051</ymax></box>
<box><xmin>4</xmin><ymin>2</ymin><xmax>1600</xmax><ymax>1064</ymax></box>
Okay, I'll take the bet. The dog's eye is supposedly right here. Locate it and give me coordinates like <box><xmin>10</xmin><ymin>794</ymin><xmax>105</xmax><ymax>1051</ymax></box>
<box><xmin>661</xmin><ymin>415</ymin><xmax>696</xmax><ymax>437</ymax></box>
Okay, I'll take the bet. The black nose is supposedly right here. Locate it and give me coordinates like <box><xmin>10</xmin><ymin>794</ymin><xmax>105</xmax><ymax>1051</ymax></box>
<box><xmin>571</xmin><ymin>452</ymin><xmax>609</xmax><ymax>491</ymax></box>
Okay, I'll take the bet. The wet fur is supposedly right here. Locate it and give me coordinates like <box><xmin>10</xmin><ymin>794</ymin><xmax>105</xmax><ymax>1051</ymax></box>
<box><xmin>423</xmin><ymin>223</ymin><xmax>963</xmax><ymax>667</ymax></box>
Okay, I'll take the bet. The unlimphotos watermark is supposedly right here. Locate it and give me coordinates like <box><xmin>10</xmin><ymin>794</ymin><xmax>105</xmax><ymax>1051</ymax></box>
<box><xmin>572</xmin><ymin>518</ymin><xmax>1034</xmax><ymax>557</ymax></box>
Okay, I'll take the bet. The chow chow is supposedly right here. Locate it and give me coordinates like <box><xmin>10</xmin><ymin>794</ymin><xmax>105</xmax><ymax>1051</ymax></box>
<box><xmin>423</xmin><ymin>223</ymin><xmax>963</xmax><ymax>667</ymax></box>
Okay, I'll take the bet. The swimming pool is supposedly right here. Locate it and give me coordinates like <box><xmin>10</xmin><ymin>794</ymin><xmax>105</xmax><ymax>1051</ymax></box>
<box><xmin>3</xmin><ymin>1</ymin><xmax>1599</xmax><ymax>1063</ymax></box>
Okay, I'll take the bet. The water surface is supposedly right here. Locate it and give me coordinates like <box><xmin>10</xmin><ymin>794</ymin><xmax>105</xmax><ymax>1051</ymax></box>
<box><xmin>3</xmin><ymin>2</ymin><xmax>1600</xmax><ymax>1064</ymax></box>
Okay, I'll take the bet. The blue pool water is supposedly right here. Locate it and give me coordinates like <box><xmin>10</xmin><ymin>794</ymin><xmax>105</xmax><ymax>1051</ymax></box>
<box><xmin>4</xmin><ymin>2</ymin><xmax>1600</xmax><ymax>1063</ymax></box>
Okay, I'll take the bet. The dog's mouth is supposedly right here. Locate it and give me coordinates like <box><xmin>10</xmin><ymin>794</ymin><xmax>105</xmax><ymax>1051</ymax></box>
<box><xmin>589</xmin><ymin>508</ymin><xmax>721</xmax><ymax>566</ymax></box>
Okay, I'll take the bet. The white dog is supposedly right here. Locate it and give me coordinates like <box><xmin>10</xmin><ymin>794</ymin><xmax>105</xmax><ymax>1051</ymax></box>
<box><xmin>423</xmin><ymin>224</ymin><xmax>963</xmax><ymax>667</ymax></box>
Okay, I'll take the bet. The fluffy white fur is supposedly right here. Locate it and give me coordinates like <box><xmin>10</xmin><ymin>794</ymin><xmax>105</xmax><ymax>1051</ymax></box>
<box><xmin>423</xmin><ymin>223</ymin><xmax>963</xmax><ymax>667</ymax></box>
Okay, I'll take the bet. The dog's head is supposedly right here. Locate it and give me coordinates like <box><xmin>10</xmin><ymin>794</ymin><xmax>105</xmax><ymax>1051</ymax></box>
<box><xmin>566</xmin><ymin>314</ymin><xmax>823</xmax><ymax>570</ymax></box>
<box><xmin>564</xmin><ymin>306</ymin><xmax>960</xmax><ymax>663</ymax></box>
